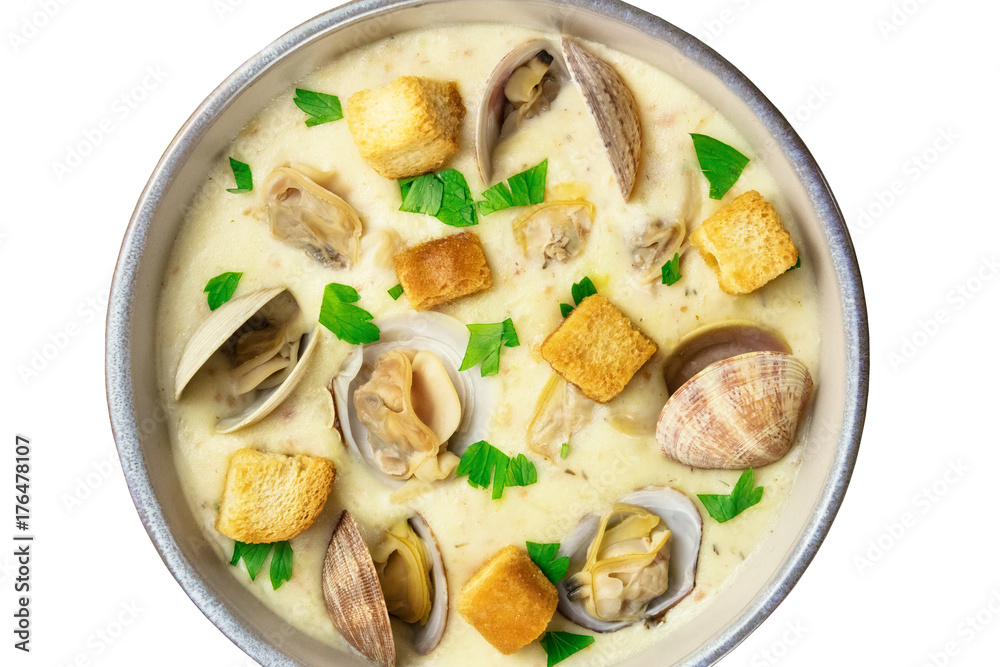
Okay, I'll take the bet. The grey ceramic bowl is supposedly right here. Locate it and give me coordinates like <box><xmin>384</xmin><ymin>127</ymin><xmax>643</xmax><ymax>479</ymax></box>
<box><xmin>106</xmin><ymin>0</ymin><xmax>869</xmax><ymax>664</ymax></box>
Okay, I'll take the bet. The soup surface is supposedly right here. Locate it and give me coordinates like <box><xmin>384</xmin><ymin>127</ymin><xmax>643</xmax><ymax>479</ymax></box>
<box><xmin>156</xmin><ymin>23</ymin><xmax>821</xmax><ymax>667</ymax></box>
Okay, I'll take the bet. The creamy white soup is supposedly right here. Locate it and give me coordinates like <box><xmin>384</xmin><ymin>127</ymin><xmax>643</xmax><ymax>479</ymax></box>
<box><xmin>156</xmin><ymin>23</ymin><xmax>820</xmax><ymax>667</ymax></box>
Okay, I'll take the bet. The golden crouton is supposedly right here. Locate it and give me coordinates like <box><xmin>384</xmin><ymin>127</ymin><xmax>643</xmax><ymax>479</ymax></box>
<box><xmin>541</xmin><ymin>295</ymin><xmax>657</xmax><ymax>403</ymax></box>
<box><xmin>215</xmin><ymin>448</ymin><xmax>335</xmax><ymax>543</ymax></box>
<box><xmin>690</xmin><ymin>190</ymin><xmax>798</xmax><ymax>295</ymax></box>
<box><xmin>393</xmin><ymin>231</ymin><xmax>493</xmax><ymax>310</ymax></box>
<box><xmin>346</xmin><ymin>76</ymin><xmax>465</xmax><ymax>179</ymax></box>
<box><xmin>458</xmin><ymin>545</ymin><xmax>558</xmax><ymax>655</ymax></box>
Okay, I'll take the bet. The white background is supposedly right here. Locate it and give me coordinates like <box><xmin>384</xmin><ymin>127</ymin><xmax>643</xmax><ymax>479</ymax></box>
<box><xmin>1</xmin><ymin>0</ymin><xmax>997</xmax><ymax>665</ymax></box>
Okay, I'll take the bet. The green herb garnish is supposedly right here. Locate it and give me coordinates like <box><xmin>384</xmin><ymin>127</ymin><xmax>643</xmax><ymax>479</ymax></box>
<box><xmin>539</xmin><ymin>631</ymin><xmax>595</xmax><ymax>667</ymax></box>
<box><xmin>560</xmin><ymin>443</ymin><xmax>570</xmax><ymax>459</ymax></box>
<box><xmin>399</xmin><ymin>169</ymin><xmax>478</xmax><ymax>227</ymax></box>
<box><xmin>226</xmin><ymin>157</ymin><xmax>253</xmax><ymax>193</ymax></box>
<box><xmin>690</xmin><ymin>134</ymin><xmax>749</xmax><ymax>200</ymax></box>
<box><xmin>204</xmin><ymin>271</ymin><xmax>242</xmax><ymax>310</ymax></box>
<box><xmin>560</xmin><ymin>276</ymin><xmax>597</xmax><ymax>317</ymax></box>
<box><xmin>293</xmin><ymin>88</ymin><xmax>343</xmax><ymax>126</ymax></box>
<box><xmin>477</xmin><ymin>159</ymin><xmax>548</xmax><ymax>215</ymax></box>
<box><xmin>459</xmin><ymin>318</ymin><xmax>519</xmax><ymax>377</ymax></box>
<box><xmin>269</xmin><ymin>540</ymin><xmax>294</xmax><ymax>589</ymax></box>
<box><xmin>456</xmin><ymin>440</ymin><xmax>537</xmax><ymax>500</ymax></box>
<box><xmin>231</xmin><ymin>540</ymin><xmax>293</xmax><ymax>590</ymax></box>
<box><xmin>388</xmin><ymin>284</ymin><xmax>404</xmax><ymax>300</ymax></box>
<box><xmin>785</xmin><ymin>256</ymin><xmax>802</xmax><ymax>273</ymax></box>
<box><xmin>697</xmin><ymin>469</ymin><xmax>764</xmax><ymax>523</ymax></box>
<box><xmin>526</xmin><ymin>542</ymin><xmax>569</xmax><ymax>584</ymax></box>
<box><xmin>319</xmin><ymin>282</ymin><xmax>380</xmax><ymax>344</ymax></box>
<box><xmin>661</xmin><ymin>252</ymin><xmax>682</xmax><ymax>286</ymax></box>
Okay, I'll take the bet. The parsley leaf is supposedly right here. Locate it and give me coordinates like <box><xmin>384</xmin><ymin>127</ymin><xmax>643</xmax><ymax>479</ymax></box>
<box><xmin>785</xmin><ymin>256</ymin><xmax>802</xmax><ymax>273</ymax></box>
<box><xmin>226</xmin><ymin>157</ymin><xmax>253</xmax><ymax>193</ymax></box>
<box><xmin>269</xmin><ymin>541</ymin><xmax>294</xmax><ymax>589</ymax></box>
<box><xmin>399</xmin><ymin>170</ymin><xmax>478</xmax><ymax>227</ymax></box>
<box><xmin>477</xmin><ymin>159</ymin><xmax>548</xmax><ymax>215</ymax></box>
<box><xmin>459</xmin><ymin>318</ymin><xmax>520</xmax><ymax>377</ymax></box>
<box><xmin>540</xmin><ymin>631</ymin><xmax>595</xmax><ymax>667</ymax></box>
<box><xmin>661</xmin><ymin>252</ymin><xmax>682</xmax><ymax>286</ymax></box>
<box><xmin>399</xmin><ymin>174</ymin><xmax>444</xmax><ymax>216</ymax></box>
<box><xmin>388</xmin><ymin>284</ymin><xmax>404</xmax><ymax>300</ymax></box>
<box><xmin>231</xmin><ymin>541</ymin><xmax>273</xmax><ymax>581</ymax></box>
<box><xmin>697</xmin><ymin>469</ymin><xmax>765</xmax><ymax>523</ymax></box>
<box><xmin>690</xmin><ymin>134</ymin><xmax>750</xmax><ymax>200</ymax></box>
<box><xmin>526</xmin><ymin>541</ymin><xmax>569</xmax><ymax>584</ymax></box>
<box><xmin>456</xmin><ymin>441</ymin><xmax>537</xmax><ymax>500</ymax></box>
<box><xmin>204</xmin><ymin>271</ymin><xmax>242</xmax><ymax>310</ymax></box>
<box><xmin>560</xmin><ymin>276</ymin><xmax>597</xmax><ymax>317</ymax></box>
<box><xmin>293</xmin><ymin>89</ymin><xmax>343</xmax><ymax>126</ymax></box>
<box><xmin>560</xmin><ymin>442</ymin><xmax>570</xmax><ymax>459</ymax></box>
<box><xmin>319</xmin><ymin>282</ymin><xmax>380</xmax><ymax>344</ymax></box>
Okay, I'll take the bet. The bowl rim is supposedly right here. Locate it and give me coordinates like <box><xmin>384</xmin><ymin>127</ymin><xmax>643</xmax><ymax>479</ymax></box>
<box><xmin>106</xmin><ymin>0</ymin><xmax>869</xmax><ymax>665</ymax></box>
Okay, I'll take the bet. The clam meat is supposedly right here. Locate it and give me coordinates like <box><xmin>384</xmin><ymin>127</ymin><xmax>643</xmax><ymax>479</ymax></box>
<box><xmin>476</xmin><ymin>38</ymin><xmax>641</xmax><ymax>200</ymax></box>
<box><xmin>557</xmin><ymin>487</ymin><xmax>702</xmax><ymax>632</ymax></box>
<box><xmin>174</xmin><ymin>287</ymin><xmax>320</xmax><ymax>433</ymax></box>
<box><xmin>512</xmin><ymin>184</ymin><xmax>595</xmax><ymax>267</ymax></box>
<box><xmin>264</xmin><ymin>163</ymin><xmax>363</xmax><ymax>268</ymax></box>
<box><xmin>332</xmin><ymin>312</ymin><xmax>498</xmax><ymax>487</ymax></box>
<box><xmin>526</xmin><ymin>373</ymin><xmax>593</xmax><ymax>462</ymax></box>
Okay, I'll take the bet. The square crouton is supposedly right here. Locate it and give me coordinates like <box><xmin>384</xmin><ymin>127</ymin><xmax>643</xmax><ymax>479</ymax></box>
<box><xmin>690</xmin><ymin>190</ymin><xmax>798</xmax><ymax>295</ymax></box>
<box><xmin>541</xmin><ymin>295</ymin><xmax>657</xmax><ymax>403</ymax></box>
<box><xmin>393</xmin><ymin>231</ymin><xmax>493</xmax><ymax>310</ymax></box>
<box><xmin>346</xmin><ymin>76</ymin><xmax>465</xmax><ymax>179</ymax></box>
<box><xmin>215</xmin><ymin>448</ymin><xmax>335</xmax><ymax>543</ymax></box>
<box><xmin>458</xmin><ymin>546</ymin><xmax>558</xmax><ymax>655</ymax></box>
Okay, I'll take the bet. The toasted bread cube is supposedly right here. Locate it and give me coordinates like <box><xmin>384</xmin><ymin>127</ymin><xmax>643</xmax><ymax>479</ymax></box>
<box><xmin>346</xmin><ymin>76</ymin><xmax>465</xmax><ymax>179</ymax></box>
<box><xmin>458</xmin><ymin>546</ymin><xmax>558</xmax><ymax>655</ymax></box>
<box><xmin>215</xmin><ymin>448</ymin><xmax>335</xmax><ymax>543</ymax></box>
<box><xmin>393</xmin><ymin>231</ymin><xmax>493</xmax><ymax>310</ymax></box>
<box><xmin>690</xmin><ymin>190</ymin><xmax>798</xmax><ymax>295</ymax></box>
<box><xmin>541</xmin><ymin>295</ymin><xmax>657</xmax><ymax>403</ymax></box>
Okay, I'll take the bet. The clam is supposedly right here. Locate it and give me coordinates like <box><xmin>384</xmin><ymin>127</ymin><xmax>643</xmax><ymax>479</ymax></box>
<box><xmin>512</xmin><ymin>184</ymin><xmax>595</xmax><ymax>267</ymax></box>
<box><xmin>332</xmin><ymin>312</ymin><xmax>498</xmax><ymax>487</ymax></box>
<box><xmin>263</xmin><ymin>163</ymin><xmax>363</xmax><ymax>268</ymax></box>
<box><xmin>663</xmin><ymin>322</ymin><xmax>791</xmax><ymax>395</ymax></box>
<box><xmin>476</xmin><ymin>38</ymin><xmax>641</xmax><ymax>200</ymax></box>
<box><xmin>657</xmin><ymin>351</ymin><xmax>813</xmax><ymax>469</ymax></box>
<box><xmin>630</xmin><ymin>219</ymin><xmax>685</xmax><ymax>285</ymax></box>
<box><xmin>526</xmin><ymin>373</ymin><xmax>593</xmax><ymax>462</ymax></box>
<box><xmin>322</xmin><ymin>511</ymin><xmax>449</xmax><ymax>665</ymax></box>
<box><xmin>174</xmin><ymin>287</ymin><xmax>319</xmax><ymax>433</ymax></box>
<box><xmin>556</xmin><ymin>487</ymin><xmax>702</xmax><ymax>632</ymax></box>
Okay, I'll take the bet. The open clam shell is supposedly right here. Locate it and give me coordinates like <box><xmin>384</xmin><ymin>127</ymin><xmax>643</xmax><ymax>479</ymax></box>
<box><xmin>657</xmin><ymin>351</ymin><xmax>813</xmax><ymax>469</ymax></box>
<box><xmin>322</xmin><ymin>511</ymin><xmax>449</xmax><ymax>663</ymax></box>
<box><xmin>476</xmin><ymin>37</ymin><xmax>641</xmax><ymax>200</ymax></box>
<box><xmin>556</xmin><ymin>487</ymin><xmax>702</xmax><ymax>633</ymax></box>
<box><xmin>331</xmin><ymin>312</ymin><xmax>499</xmax><ymax>487</ymax></box>
<box><xmin>174</xmin><ymin>287</ymin><xmax>319</xmax><ymax>433</ymax></box>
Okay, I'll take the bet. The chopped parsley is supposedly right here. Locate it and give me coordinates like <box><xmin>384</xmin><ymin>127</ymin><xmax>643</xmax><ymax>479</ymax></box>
<box><xmin>459</xmin><ymin>318</ymin><xmax>519</xmax><ymax>377</ymax></box>
<box><xmin>477</xmin><ymin>159</ymin><xmax>548</xmax><ymax>215</ymax></box>
<box><xmin>203</xmin><ymin>271</ymin><xmax>242</xmax><ymax>310</ymax></box>
<box><xmin>526</xmin><ymin>541</ymin><xmax>569</xmax><ymax>584</ymax></box>
<box><xmin>230</xmin><ymin>540</ymin><xmax>293</xmax><ymax>590</ymax></box>
<box><xmin>387</xmin><ymin>283</ymin><xmax>404</xmax><ymax>300</ymax></box>
<box><xmin>560</xmin><ymin>442</ymin><xmax>570</xmax><ymax>459</ymax></box>
<box><xmin>785</xmin><ymin>256</ymin><xmax>802</xmax><ymax>273</ymax></box>
<box><xmin>318</xmin><ymin>282</ymin><xmax>380</xmax><ymax>344</ymax></box>
<box><xmin>399</xmin><ymin>169</ymin><xmax>478</xmax><ymax>227</ymax></box>
<box><xmin>661</xmin><ymin>252</ymin><xmax>682</xmax><ymax>286</ymax></box>
<box><xmin>690</xmin><ymin>134</ymin><xmax>750</xmax><ymax>200</ymax></box>
<box><xmin>540</xmin><ymin>631</ymin><xmax>595</xmax><ymax>667</ymax></box>
<box><xmin>456</xmin><ymin>440</ymin><xmax>537</xmax><ymax>500</ymax></box>
<box><xmin>226</xmin><ymin>157</ymin><xmax>253</xmax><ymax>193</ymax></box>
<box><xmin>697</xmin><ymin>469</ymin><xmax>764</xmax><ymax>523</ymax></box>
<box><xmin>293</xmin><ymin>88</ymin><xmax>343</xmax><ymax>126</ymax></box>
<box><xmin>560</xmin><ymin>276</ymin><xmax>597</xmax><ymax>317</ymax></box>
